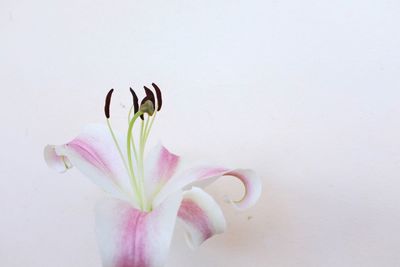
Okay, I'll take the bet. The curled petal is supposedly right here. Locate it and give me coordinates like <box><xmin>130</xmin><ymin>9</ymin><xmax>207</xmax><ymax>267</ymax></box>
<box><xmin>95</xmin><ymin>193</ymin><xmax>182</xmax><ymax>267</ymax></box>
<box><xmin>44</xmin><ymin>145</ymin><xmax>72</xmax><ymax>173</ymax></box>
<box><xmin>44</xmin><ymin>124</ymin><xmax>136</xmax><ymax>205</ymax></box>
<box><xmin>154</xmin><ymin>167</ymin><xmax>261</xmax><ymax>211</ymax></box>
<box><xmin>144</xmin><ymin>144</ymin><xmax>180</xmax><ymax>202</ymax></box>
<box><xmin>223</xmin><ymin>169</ymin><xmax>262</xmax><ymax>210</ymax></box>
<box><xmin>178</xmin><ymin>187</ymin><xmax>226</xmax><ymax>248</ymax></box>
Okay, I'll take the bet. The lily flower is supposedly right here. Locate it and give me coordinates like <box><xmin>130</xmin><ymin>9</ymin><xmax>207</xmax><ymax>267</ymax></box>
<box><xmin>44</xmin><ymin>84</ymin><xmax>262</xmax><ymax>267</ymax></box>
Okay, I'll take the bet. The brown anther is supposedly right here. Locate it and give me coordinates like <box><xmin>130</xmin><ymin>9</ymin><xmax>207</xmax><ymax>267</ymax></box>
<box><xmin>152</xmin><ymin>83</ymin><xmax>162</xmax><ymax>111</ymax></box>
<box><xmin>144</xmin><ymin>86</ymin><xmax>156</xmax><ymax>107</ymax></box>
<box><xmin>104</xmin><ymin>89</ymin><xmax>114</xmax><ymax>119</ymax></box>
<box><xmin>129</xmin><ymin>87</ymin><xmax>139</xmax><ymax>114</ymax></box>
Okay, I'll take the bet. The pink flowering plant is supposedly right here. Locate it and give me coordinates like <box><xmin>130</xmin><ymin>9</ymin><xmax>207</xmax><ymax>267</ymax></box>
<box><xmin>44</xmin><ymin>84</ymin><xmax>262</xmax><ymax>267</ymax></box>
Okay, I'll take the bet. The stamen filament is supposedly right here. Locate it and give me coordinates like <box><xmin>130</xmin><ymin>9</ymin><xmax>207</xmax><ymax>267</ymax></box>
<box><xmin>144</xmin><ymin>109</ymin><xmax>157</xmax><ymax>144</ymax></box>
<box><xmin>143</xmin><ymin>116</ymin><xmax>151</xmax><ymax>149</ymax></box>
<box><xmin>128</xmin><ymin>106</ymin><xmax>139</xmax><ymax>162</ymax></box>
<box><xmin>106</xmin><ymin>119</ymin><xmax>140</xmax><ymax>205</ymax></box>
<box><xmin>127</xmin><ymin>111</ymin><xmax>145</xmax><ymax>209</ymax></box>
<box><xmin>106</xmin><ymin>119</ymin><xmax>130</xmax><ymax>177</ymax></box>
<box><xmin>128</xmin><ymin>106</ymin><xmax>134</xmax><ymax>122</ymax></box>
<box><xmin>137</xmin><ymin>116</ymin><xmax>150</xmax><ymax>210</ymax></box>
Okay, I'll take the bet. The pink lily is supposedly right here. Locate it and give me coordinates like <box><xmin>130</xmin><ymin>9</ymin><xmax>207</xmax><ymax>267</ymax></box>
<box><xmin>44</xmin><ymin>85</ymin><xmax>261</xmax><ymax>267</ymax></box>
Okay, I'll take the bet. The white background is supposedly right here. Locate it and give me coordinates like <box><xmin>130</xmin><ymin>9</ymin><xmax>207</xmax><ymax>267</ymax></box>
<box><xmin>1</xmin><ymin>0</ymin><xmax>400</xmax><ymax>266</ymax></box>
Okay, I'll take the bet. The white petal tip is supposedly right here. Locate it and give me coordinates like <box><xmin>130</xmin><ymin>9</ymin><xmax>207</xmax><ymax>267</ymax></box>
<box><xmin>227</xmin><ymin>169</ymin><xmax>262</xmax><ymax>210</ymax></box>
<box><xmin>44</xmin><ymin>145</ymin><xmax>72</xmax><ymax>173</ymax></box>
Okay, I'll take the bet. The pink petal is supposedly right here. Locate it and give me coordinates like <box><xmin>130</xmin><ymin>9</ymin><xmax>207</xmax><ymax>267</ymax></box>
<box><xmin>178</xmin><ymin>187</ymin><xmax>226</xmax><ymax>248</ymax></box>
<box><xmin>144</xmin><ymin>144</ymin><xmax>180</xmax><ymax>202</ymax></box>
<box><xmin>95</xmin><ymin>193</ymin><xmax>182</xmax><ymax>267</ymax></box>
<box><xmin>154</xmin><ymin>167</ymin><xmax>261</xmax><ymax>211</ymax></box>
<box><xmin>44</xmin><ymin>124</ymin><xmax>135</xmax><ymax>204</ymax></box>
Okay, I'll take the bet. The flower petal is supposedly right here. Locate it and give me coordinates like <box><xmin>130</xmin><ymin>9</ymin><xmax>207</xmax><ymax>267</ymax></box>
<box><xmin>154</xmin><ymin>167</ymin><xmax>261</xmax><ymax>210</ymax></box>
<box><xmin>178</xmin><ymin>187</ymin><xmax>226</xmax><ymax>249</ymax></box>
<box><xmin>95</xmin><ymin>193</ymin><xmax>182</xmax><ymax>267</ymax></box>
<box><xmin>144</xmin><ymin>144</ymin><xmax>180</xmax><ymax>202</ymax></box>
<box><xmin>44</xmin><ymin>145</ymin><xmax>72</xmax><ymax>173</ymax></box>
<box><xmin>44</xmin><ymin>124</ymin><xmax>136</xmax><ymax>204</ymax></box>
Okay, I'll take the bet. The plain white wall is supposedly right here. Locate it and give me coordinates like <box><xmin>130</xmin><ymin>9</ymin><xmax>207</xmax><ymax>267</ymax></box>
<box><xmin>1</xmin><ymin>0</ymin><xmax>400</xmax><ymax>266</ymax></box>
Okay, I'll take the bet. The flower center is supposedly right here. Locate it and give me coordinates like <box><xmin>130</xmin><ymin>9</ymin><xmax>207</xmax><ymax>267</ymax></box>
<box><xmin>104</xmin><ymin>84</ymin><xmax>162</xmax><ymax>211</ymax></box>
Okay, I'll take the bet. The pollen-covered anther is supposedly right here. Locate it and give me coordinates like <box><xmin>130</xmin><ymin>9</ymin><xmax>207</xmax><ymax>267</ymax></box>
<box><xmin>140</xmin><ymin>98</ymin><xmax>155</xmax><ymax>116</ymax></box>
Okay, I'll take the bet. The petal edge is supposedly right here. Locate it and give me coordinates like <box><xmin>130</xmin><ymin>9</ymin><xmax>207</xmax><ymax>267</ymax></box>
<box><xmin>154</xmin><ymin>167</ymin><xmax>262</xmax><ymax>211</ymax></box>
<box><xmin>44</xmin><ymin>145</ymin><xmax>72</xmax><ymax>173</ymax></box>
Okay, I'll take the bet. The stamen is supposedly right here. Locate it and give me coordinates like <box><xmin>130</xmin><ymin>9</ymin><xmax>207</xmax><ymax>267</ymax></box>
<box><xmin>152</xmin><ymin>83</ymin><xmax>162</xmax><ymax>111</ymax></box>
<box><xmin>144</xmin><ymin>86</ymin><xmax>156</xmax><ymax>107</ymax></box>
<box><xmin>104</xmin><ymin>89</ymin><xmax>139</xmax><ymax>205</ymax></box>
<box><xmin>104</xmin><ymin>89</ymin><xmax>114</xmax><ymax>118</ymax></box>
<box><xmin>129</xmin><ymin>87</ymin><xmax>139</xmax><ymax>114</ymax></box>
